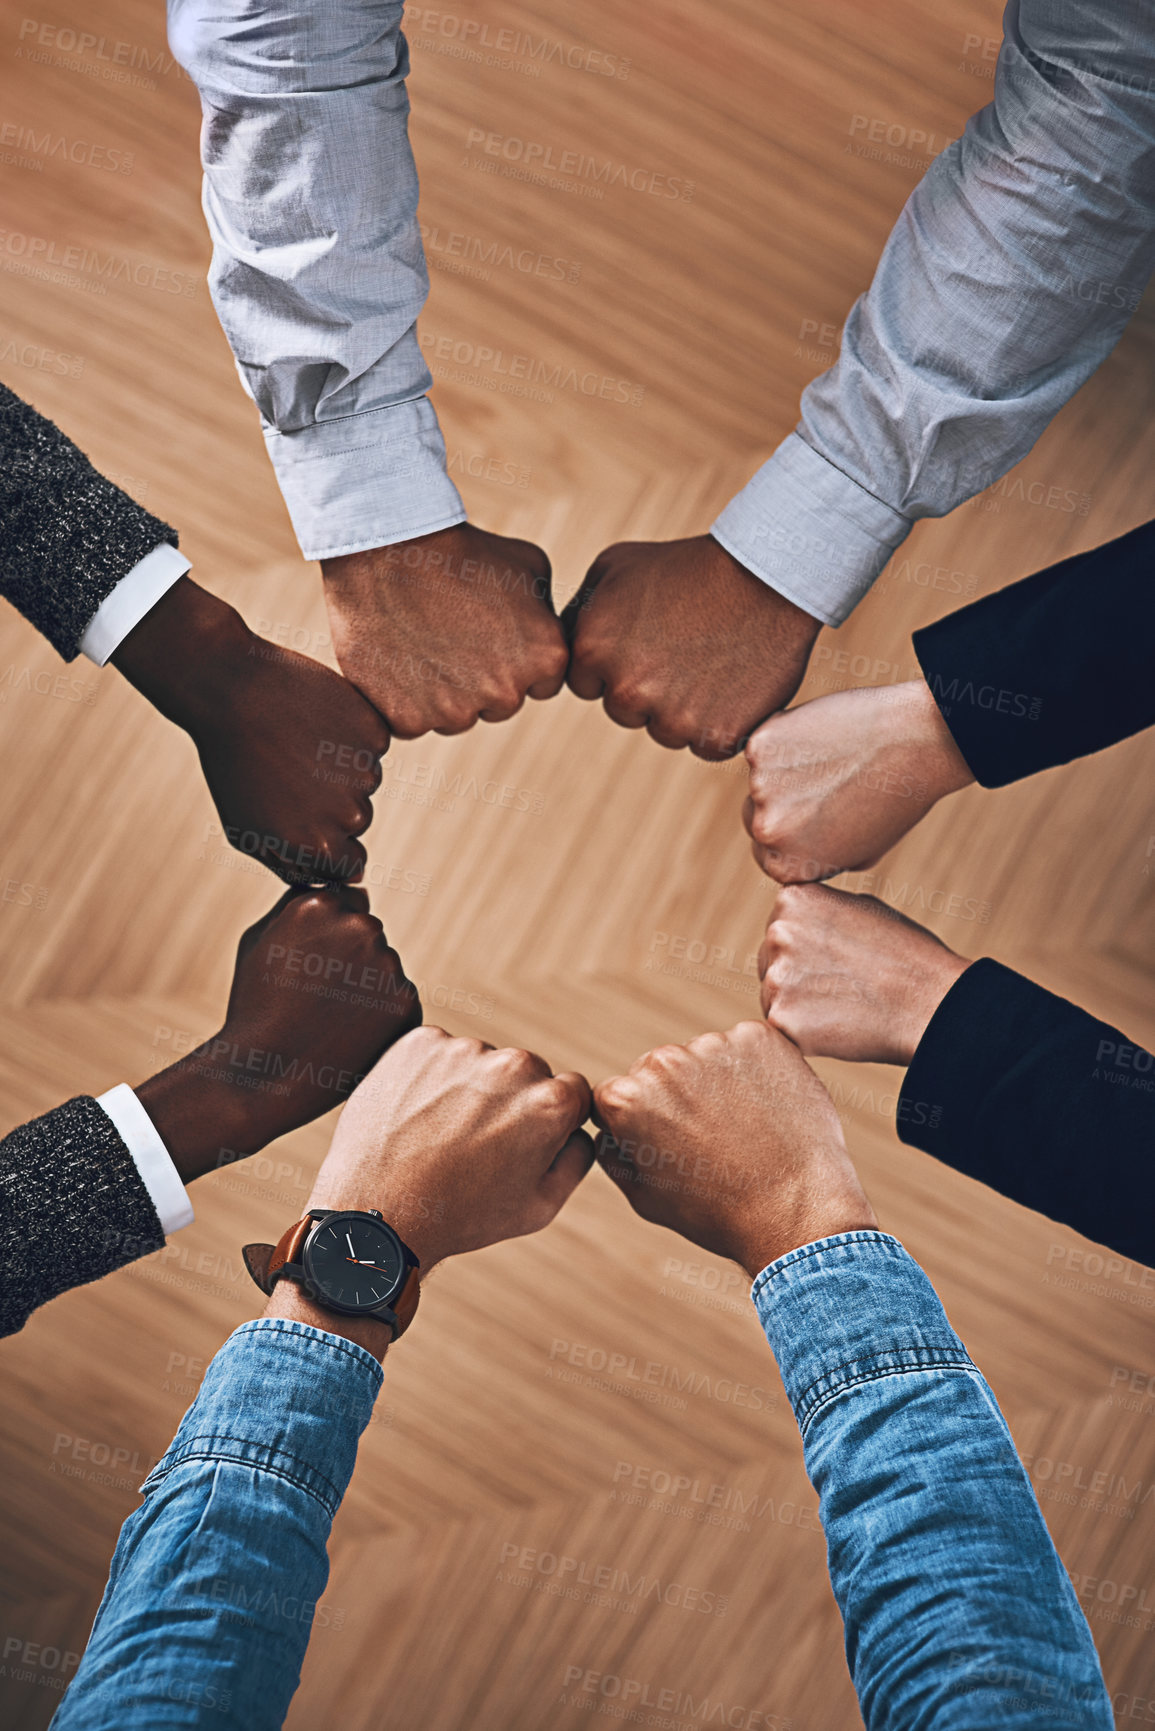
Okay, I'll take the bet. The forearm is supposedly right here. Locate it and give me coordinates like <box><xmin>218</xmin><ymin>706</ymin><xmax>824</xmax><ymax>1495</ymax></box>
<box><xmin>0</xmin><ymin>382</ymin><xmax>178</xmax><ymax>659</ymax></box>
<box><xmin>913</xmin><ymin>518</ymin><xmax>1155</xmax><ymax>786</ymax></box>
<box><xmin>899</xmin><ymin>960</ymin><xmax>1155</xmax><ymax>1265</ymax></box>
<box><xmin>0</xmin><ymin>1097</ymin><xmax>165</xmax><ymax>1336</ymax></box>
<box><xmin>53</xmin><ymin>1319</ymin><xmax>382</xmax><ymax>1730</ymax></box>
<box><xmin>167</xmin><ymin>0</ymin><xmax>464</xmax><ymax>558</ymax></box>
<box><xmin>713</xmin><ymin>0</ymin><xmax>1155</xmax><ymax>624</ymax></box>
<box><xmin>754</xmin><ymin>1233</ymin><xmax>1110</xmax><ymax>1727</ymax></box>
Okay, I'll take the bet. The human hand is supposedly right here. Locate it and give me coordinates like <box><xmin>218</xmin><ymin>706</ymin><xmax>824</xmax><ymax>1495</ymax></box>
<box><xmin>743</xmin><ymin>679</ymin><xmax>974</xmax><ymax>882</ymax></box>
<box><xmin>135</xmin><ymin>886</ymin><xmax>421</xmax><ymax>1181</ymax></box>
<box><xmin>758</xmin><ymin>883</ymin><xmax>970</xmax><ymax>1065</ymax></box>
<box><xmin>321</xmin><ymin>524</ymin><xmax>568</xmax><ymax>737</ymax></box>
<box><xmin>113</xmin><ymin>578</ymin><xmax>389</xmax><ymax>882</ymax></box>
<box><xmin>562</xmin><ymin>534</ymin><xmax>820</xmax><ymax>759</ymax></box>
<box><xmin>592</xmin><ymin>1021</ymin><xmax>876</xmax><ymax>1277</ymax></box>
<box><xmin>304</xmin><ymin>1026</ymin><xmax>594</xmax><ymax>1271</ymax></box>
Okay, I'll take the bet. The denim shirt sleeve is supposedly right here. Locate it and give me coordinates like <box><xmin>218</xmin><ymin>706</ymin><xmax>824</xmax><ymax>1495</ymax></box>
<box><xmin>51</xmin><ymin>1319</ymin><xmax>382</xmax><ymax>1731</ymax></box>
<box><xmin>712</xmin><ymin>0</ymin><xmax>1155</xmax><ymax>624</ymax></box>
<box><xmin>752</xmin><ymin>1232</ymin><xmax>1111</xmax><ymax>1729</ymax></box>
<box><xmin>166</xmin><ymin>0</ymin><xmax>466</xmax><ymax>561</ymax></box>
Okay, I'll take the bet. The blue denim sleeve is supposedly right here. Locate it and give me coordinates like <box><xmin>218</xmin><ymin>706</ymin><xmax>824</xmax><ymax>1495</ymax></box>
<box><xmin>752</xmin><ymin>1232</ymin><xmax>1111</xmax><ymax>1729</ymax></box>
<box><xmin>51</xmin><ymin>1318</ymin><xmax>382</xmax><ymax>1731</ymax></box>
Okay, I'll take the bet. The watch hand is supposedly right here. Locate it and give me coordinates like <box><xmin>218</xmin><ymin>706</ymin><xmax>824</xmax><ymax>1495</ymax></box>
<box><xmin>346</xmin><ymin>1231</ymin><xmax>356</xmax><ymax>1258</ymax></box>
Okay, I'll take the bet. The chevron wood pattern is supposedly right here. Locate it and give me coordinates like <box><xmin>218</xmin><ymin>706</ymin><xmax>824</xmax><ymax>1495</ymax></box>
<box><xmin>1</xmin><ymin>0</ymin><xmax>1153</xmax><ymax>1726</ymax></box>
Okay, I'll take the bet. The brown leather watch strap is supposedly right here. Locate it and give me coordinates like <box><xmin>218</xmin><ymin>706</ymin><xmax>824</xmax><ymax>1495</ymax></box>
<box><xmin>390</xmin><ymin>1264</ymin><xmax>422</xmax><ymax>1338</ymax></box>
<box><xmin>242</xmin><ymin>1215</ymin><xmax>422</xmax><ymax>1341</ymax></box>
<box><xmin>243</xmin><ymin>1214</ymin><xmax>311</xmax><ymax>1297</ymax></box>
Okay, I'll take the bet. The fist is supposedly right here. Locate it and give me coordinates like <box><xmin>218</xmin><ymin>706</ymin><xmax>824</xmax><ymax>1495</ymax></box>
<box><xmin>563</xmin><ymin>535</ymin><xmax>820</xmax><ymax>759</ymax></box>
<box><xmin>308</xmin><ymin>1027</ymin><xmax>593</xmax><ymax>1269</ymax></box>
<box><xmin>593</xmin><ymin>1021</ymin><xmax>876</xmax><ymax>1276</ymax></box>
<box><xmin>743</xmin><ymin>680</ymin><xmax>974</xmax><ymax>883</ymax></box>
<box><xmin>758</xmin><ymin>882</ymin><xmax>970</xmax><ymax>1065</ymax></box>
<box><xmin>113</xmin><ymin>578</ymin><xmax>390</xmax><ymax>884</ymax></box>
<box><xmin>322</xmin><ymin>524</ymin><xmax>568</xmax><ymax>737</ymax></box>
<box><xmin>136</xmin><ymin>886</ymin><xmax>421</xmax><ymax>1178</ymax></box>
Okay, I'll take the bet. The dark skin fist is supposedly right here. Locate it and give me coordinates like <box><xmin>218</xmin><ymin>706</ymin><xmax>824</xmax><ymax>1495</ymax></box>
<box><xmin>113</xmin><ymin>578</ymin><xmax>389</xmax><ymax>883</ymax></box>
<box><xmin>135</xmin><ymin>886</ymin><xmax>421</xmax><ymax>1182</ymax></box>
<box><xmin>321</xmin><ymin>523</ymin><xmax>568</xmax><ymax>738</ymax></box>
<box><xmin>593</xmin><ymin>1021</ymin><xmax>876</xmax><ymax>1277</ymax></box>
<box><xmin>562</xmin><ymin>534</ymin><xmax>821</xmax><ymax>759</ymax></box>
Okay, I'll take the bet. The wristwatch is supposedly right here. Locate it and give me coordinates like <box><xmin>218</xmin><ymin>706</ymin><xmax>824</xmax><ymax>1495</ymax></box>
<box><xmin>243</xmin><ymin>1208</ymin><xmax>421</xmax><ymax>1341</ymax></box>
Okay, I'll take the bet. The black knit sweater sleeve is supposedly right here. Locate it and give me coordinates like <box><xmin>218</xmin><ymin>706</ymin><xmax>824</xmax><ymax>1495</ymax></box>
<box><xmin>0</xmin><ymin>1095</ymin><xmax>165</xmax><ymax>1336</ymax></box>
<box><xmin>0</xmin><ymin>381</ymin><xmax>179</xmax><ymax>660</ymax></box>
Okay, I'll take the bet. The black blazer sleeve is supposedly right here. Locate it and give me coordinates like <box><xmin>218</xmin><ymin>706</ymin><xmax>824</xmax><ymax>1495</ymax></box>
<box><xmin>0</xmin><ymin>1095</ymin><xmax>165</xmax><ymax>1337</ymax></box>
<box><xmin>912</xmin><ymin>518</ymin><xmax>1155</xmax><ymax>788</ymax></box>
<box><xmin>897</xmin><ymin>958</ymin><xmax>1155</xmax><ymax>1266</ymax></box>
<box><xmin>0</xmin><ymin>381</ymin><xmax>179</xmax><ymax>660</ymax></box>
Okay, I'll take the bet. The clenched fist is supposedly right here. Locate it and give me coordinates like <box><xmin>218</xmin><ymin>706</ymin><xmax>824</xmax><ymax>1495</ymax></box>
<box><xmin>322</xmin><ymin>524</ymin><xmax>568</xmax><ymax>737</ymax></box>
<box><xmin>136</xmin><ymin>886</ymin><xmax>421</xmax><ymax>1179</ymax></box>
<box><xmin>563</xmin><ymin>535</ymin><xmax>820</xmax><ymax>759</ymax></box>
<box><xmin>303</xmin><ymin>1026</ymin><xmax>594</xmax><ymax>1270</ymax></box>
<box><xmin>758</xmin><ymin>883</ymin><xmax>970</xmax><ymax>1064</ymax></box>
<box><xmin>743</xmin><ymin>680</ymin><xmax>974</xmax><ymax>882</ymax></box>
<box><xmin>593</xmin><ymin>1021</ymin><xmax>876</xmax><ymax>1276</ymax></box>
<box><xmin>114</xmin><ymin>577</ymin><xmax>389</xmax><ymax>883</ymax></box>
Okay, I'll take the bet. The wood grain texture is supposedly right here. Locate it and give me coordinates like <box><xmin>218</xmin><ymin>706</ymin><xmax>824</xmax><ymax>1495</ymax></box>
<box><xmin>1</xmin><ymin>0</ymin><xmax>1153</xmax><ymax>1726</ymax></box>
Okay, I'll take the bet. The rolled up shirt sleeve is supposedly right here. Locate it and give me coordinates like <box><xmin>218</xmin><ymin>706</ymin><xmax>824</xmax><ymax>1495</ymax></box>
<box><xmin>713</xmin><ymin>0</ymin><xmax>1155</xmax><ymax>625</ymax></box>
<box><xmin>167</xmin><ymin>0</ymin><xmax>466</xmax><ymax>561</ymax></box>
<box><xmin>52</xmin><ymin>1319</ymin><xmax>382</xmax><ymax>1730</ymax></box>
<box><xmin>752</xmin><ymin>1231</ymin><xmax>1111</xmax><ymax>1727</ymax></box>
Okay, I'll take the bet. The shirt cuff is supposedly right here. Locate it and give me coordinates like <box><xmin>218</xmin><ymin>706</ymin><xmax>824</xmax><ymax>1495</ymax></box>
<box><xmin>95</xmin><ymin>1084</ymin><xmax>194</xmax><ymax>1236</ymax></box>
<box><xmin>78</xmin><ymin>543</ymin><xmax>191</xmax><ymax>667</ymax></box>
<box><xmin>710</xmin><ymin>432</ymin><xmax>912</xmax><ymax>626</ymax></box>
<box><xmin>141</xmin><ymin>1318</ymin><xmax>383</xmax><ymax>1516</ymax></box>
<box><xmin>264</xmin><ymin>397</ymin><xmax>467</xmax><ymax>563</ymax></box>
<box><xmin>750</xmin><ymin>1231</ymin><xmax>973</xmax><ymax>1436</ymax></box>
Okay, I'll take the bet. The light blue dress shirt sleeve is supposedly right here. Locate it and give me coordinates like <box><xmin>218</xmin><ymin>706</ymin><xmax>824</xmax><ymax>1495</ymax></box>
<box><xmin>713</xmin><ymin>0</ymin><xmax>1155</xmax><ymax>624</ymax></box>
<box><xmin>167</xmin><ymin>0</ymin><xmax>466</xmax><ymax>561</ymax></box>
<box><xmin>753</xmin><ymin>1231</ymin><xmax>1112</xmax><ymax>1729</ymax></box>
<box><xmin>50</xmin><ymin>1319</ymin><xmax>382</xmax><ymax>1731</ymax></box>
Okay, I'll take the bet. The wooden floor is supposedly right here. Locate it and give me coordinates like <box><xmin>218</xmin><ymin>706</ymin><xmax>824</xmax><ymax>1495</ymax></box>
<box><xmin>2</xmin><ymin>1</ymin><xmax>1154</xmax><ymax>1725</ymax></box>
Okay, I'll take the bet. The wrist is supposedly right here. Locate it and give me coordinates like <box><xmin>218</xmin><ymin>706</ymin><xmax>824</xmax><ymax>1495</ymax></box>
<box><xmin>911</xmin><ymin>676</ymin><xmax>975</xmax><ymax>799</ymax></box>
<box><xmin>112</xmin><ymin>577</ymin><xmax>252</xmax><ymax>732</ymax></box>
<box><xmin>262</xmin><ymin>1279</ymin><xmax>393</xmax><ymax>1363</ymax></box>
<box><xmin>734</xmin><ymin>1194</ymin><xmax>880</xmax><ymax>1280</ymax></box>
<box><xmin>136</xmin><ymin>1055</ymin><xmax>262</xmax><ymax>1185</ymax></box>
<box><xmin>897</xmin><ymin>949</ymin><xmax>972</xmax><ymax>1066</ymax></box>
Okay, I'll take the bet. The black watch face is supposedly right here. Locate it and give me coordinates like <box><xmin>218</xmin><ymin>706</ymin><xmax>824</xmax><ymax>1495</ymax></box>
<box><xmin>304</xmin><ymin>1214</ymin><xmax>405</xmax><ymax>1314</ymax></box>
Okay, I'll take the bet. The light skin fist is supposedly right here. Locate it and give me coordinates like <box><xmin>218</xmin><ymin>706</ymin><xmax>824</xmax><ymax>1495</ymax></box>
<box><xmin>743</xmin><ymin>679</ymin><xmax>975</xmax><ymax>883</ymax></box>
<box><xmin>322</xmin><ymin>524</ymin><xmax>568</xmax><ymax>738</ymax></box>
<box><xmin>136</xmin><ymin>886</ymin><xmax>421</xmax><ymax>1181</ymax></box>
<box><xmin>299</xmin><ymin>1025</ymin><xmax>594</xmax><ymax>1272</ymax></box>
<box><xmin>758</xmin><ymin>882</ymin><xmax>971</xmax><ymax>1065</ymax></box>
<box><xmin>113</xmin><ymin>578</ymin><xmax>389</xmax><ymax>883</ymax></box>
<box><xmin>562</xmin><ymin>535</ymin><xmax>821</xmax><ymax>760</ymax></box>
<box><xmin>592</xmin><ymin>1021</ymin><xmax>877</xmax><ymax>1277</ymax></box>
